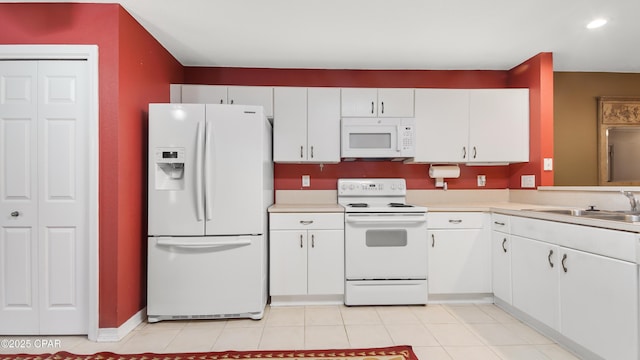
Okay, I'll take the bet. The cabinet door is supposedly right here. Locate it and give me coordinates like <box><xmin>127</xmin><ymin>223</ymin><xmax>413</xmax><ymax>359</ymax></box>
<box><xmin>377</xmin><ymin>88</ymin><xmax>414</xmax><ymax>117</ymax></box>
<box><xmin>181</xmin><ymin>85</ymin><xmax>227</xmax><ymax>104</ymax></box>
<box><xmin>273</xmin><ymin>87</ymin><xmax>308</xmax><ymax>162</ymax></box>
<box><xmin>559</xmin><ymin>247</ymin><xmax>638</xmax><ymax>360</ymax></box>
<box><xmin>341</xmin><ymin>88</ymin><xmax>377</xmax><ymax>117</ymax></box>
<box><xmin>428</xmin><ymin>229</ymin><xmax>491</xmax><ymax>294</ymax></box>
<box><xmin>227</xmin><ymin>86</ymin><xmax>273</xmax><ymax>118</ymax></box>
<box><xmin>307</xmin><ymin>87</ymin><xmax>341</xmax><ymax>163</ymax></box>
<box><xmin>307</xmin><ymin>230</ymin><xmax>344</xmax><ymax>295</ymax></box>
<box><xmin>511</xmin><ymin>236</ymin><xmax>559</xmax><ymax>331</ymax></box>
<box><xmin>468</xmin><ymin>89</ymin><xmax>529</xmax><ymax>163</ymax></box>
<box><xmin>413</xmin><ymin>89</ymin><xmax>469</xmax><ymax>162</ymax></box>
<box><xmin>491</xmin><ymin>231</ymin><xmax>512</xmax><ymax>304</ymax></box>
<box><xmin>269</xmin><ymin>230</ymin><xmax>308</xmax><ymax>296</ymax></box>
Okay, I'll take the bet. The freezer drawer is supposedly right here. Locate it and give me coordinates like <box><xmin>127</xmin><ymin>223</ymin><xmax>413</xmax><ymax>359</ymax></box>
<box><xmin>147</xmin><ymin>235</ymin><xmax>267</xmax><ymax>322</ymax></box>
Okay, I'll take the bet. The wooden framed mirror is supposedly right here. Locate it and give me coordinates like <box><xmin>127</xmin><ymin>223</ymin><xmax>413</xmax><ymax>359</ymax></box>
<box><xmin>598</xmin><ymin>97</ymin><xmax>640</xmax><ymax>185</ymax></box>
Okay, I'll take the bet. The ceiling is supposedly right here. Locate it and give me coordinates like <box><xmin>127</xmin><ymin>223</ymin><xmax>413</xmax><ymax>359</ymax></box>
<box><xmin>8</xmin><ymin>0</ymin><xmax>640</xmax><ymax>72</ymax></box>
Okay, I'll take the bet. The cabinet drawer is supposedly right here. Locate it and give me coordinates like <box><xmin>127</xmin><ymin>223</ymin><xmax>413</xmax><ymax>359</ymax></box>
<box><xmin>428</xmin><ymin>212</ymin><xmax>484</xmax><ymax>229</ymax></box>
<box><xmin>491</xmin><ymin>214</ymin><xmax>511</xmax><ymax>233</ymax></box>
<box><xmin>270</xmin><ymin>213</ymin><xmax>344</xmax><ymax>230</ymax></box>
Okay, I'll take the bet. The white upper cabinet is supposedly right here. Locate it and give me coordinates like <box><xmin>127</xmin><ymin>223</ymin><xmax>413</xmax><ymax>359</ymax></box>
<box><xmin>181</xmin><ymin>84</ymin><xmax>227</xmax><ymax>104</ymax></box>
<box><xmin>177</xmin><ymin>84</ymin><xmax>273</xmax><ymax>118</ymax></box>
<box><xmin>341</xmin><ymin>88</ymin><xmax>414</xmax><ymax>117</ymax></box>
<box><xmin>412</xmin><ymin>88</ymin><xmax>529</xmax><ymax>164</ymax></box>
<box><xmin>413</xmin><ymin>89</ymin><xmax>470</xmax><ymax>163</ymax></box>
<box><xmin>468</xmin><ymin>89</ymin><xmax>529</xmax><ymax>163</ymax></box>
<box><xmin>227</xmin><ymin>86</ymin><xmax>273</xmax><ymax>118</ymax></box>
<box><xmin>273</xmin><ymin>87</ymin><xmax>341</xmax><ymax>163</ymax></box>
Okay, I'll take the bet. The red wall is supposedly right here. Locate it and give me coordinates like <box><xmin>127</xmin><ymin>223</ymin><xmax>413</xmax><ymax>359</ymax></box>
<box><xmin>185</xmin><ymin>62</ymin><xmax>551</xmax><ymax>190</ymax></box>
<box><xmin>0</xmin><ymin>3</ymin><xmax>183</xmax><ymax>328</ymax></box>
<box><xmin>115</xmin><ymin>7</ymin><xmax>183</xmax><ymax>326</ymax></box>
<box><xmin>507</xmin><ymin>53</ymin><xmax>554</xmax><ymax>188</ymax></box>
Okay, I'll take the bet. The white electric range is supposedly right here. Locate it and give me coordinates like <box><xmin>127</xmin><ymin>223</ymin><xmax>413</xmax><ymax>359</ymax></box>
<box><xmin>338</xmin><ymin>178</ymin><xmax>428</xmax><ymax>305</ymax></box>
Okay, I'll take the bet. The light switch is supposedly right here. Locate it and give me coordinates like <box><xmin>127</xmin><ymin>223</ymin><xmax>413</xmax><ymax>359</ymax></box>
<box><xmin>302</xmin><ymin>175</ymin><xmax>310</xmax><ymax>187</ymax></box>
<box><xmin>521</xmin><ymin>175</ymin><xmax>536</xmax><ymax>188</ymax></box>
<box><xmin>544</xmin><ymin>158</ymin><xmax>553</xmax><ymax>171</ymax></box>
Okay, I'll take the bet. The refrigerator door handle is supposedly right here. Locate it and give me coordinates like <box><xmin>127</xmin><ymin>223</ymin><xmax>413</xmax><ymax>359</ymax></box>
<box><xmin>195</xmin><ymin>121</ymin><xmax>205</xmax><ymax>221</ymax></box>
<box><xmin>157</xmin><ymin>238</ymin><xmax>252</xmax><ymax>248</ymax></box>
<box><xmin>205</xmin><ymin>121</ymin><xmax>214</xmax><ymax>221</ymax></box>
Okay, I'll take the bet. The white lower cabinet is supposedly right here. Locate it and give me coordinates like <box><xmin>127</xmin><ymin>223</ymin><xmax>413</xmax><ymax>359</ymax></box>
<box><xmin>491</xmin><ymin>214</ymin><xmax>512</xmax><ymax>304</ymax></box>
<box><xmin>427</xmin><ymin>212</ymin><xmax>491</xmax><ymax>295</ymax></box>
<box><xmin>509</xmin><ymin>216</ymin><xmax>639</xmax><ymax>360</ymax></box>
<box><xmin>269</xmin><ymin>213</ymin><xmax>344</xmax><ymax>302</ymax></box>
<box><xmin>511</xmin><ymin>235</ymin><xmax>559</xmax><ymax>330</ymax></box>
<box><xmin>559</xmin><ymin>247</ymin><xmax>638</xmax><ymax>360</ymax></box>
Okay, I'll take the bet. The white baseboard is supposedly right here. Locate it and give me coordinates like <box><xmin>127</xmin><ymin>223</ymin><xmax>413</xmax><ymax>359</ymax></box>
<box><xmin>96</xmin><ymin>308</ymin><xmax>146</xmax><ymax>342</ymax></box>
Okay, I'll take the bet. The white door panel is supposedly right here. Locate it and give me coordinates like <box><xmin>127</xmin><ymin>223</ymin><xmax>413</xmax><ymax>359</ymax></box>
<box><xmin>0</xmin><ymin>227</ymin><xmax>39</xmax><ymax>333</ymax></box>
<box><xmin>37</xmin><ymin>60</ymin><xmax>88</xmax><ymax>334</ymax></box>
<box><xmin>0</xmin><ymin>61</ymin><xmax>39</xmax><ymax>334</ymax></box>
<box><xmin>205</xmin><ymin>104</ymin><xmax>265</xmax><ymax>236</ymax></box>
<box><xmin>0</xmin><ymin>60</ymin><xmax>88</xmax><ymax>334</ymax></box>
<box><xmin>147</xmin><ymin>236</ymin><xmax>266</xmax><ymax>317</ymax></box>
<box><xmin>148</xmin><ymin>103</ymin><xmax>205</xmax><ymax>236</ymax></box>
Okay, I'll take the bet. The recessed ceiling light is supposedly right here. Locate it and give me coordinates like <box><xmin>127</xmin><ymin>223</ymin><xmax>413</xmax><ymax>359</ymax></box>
<box><xmin>586</xmin><ymin>18</ymin><xmax>607</xmax><ymax>29</ymax></box>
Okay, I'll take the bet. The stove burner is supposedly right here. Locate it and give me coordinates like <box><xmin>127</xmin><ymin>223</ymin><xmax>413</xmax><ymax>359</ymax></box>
<box><xmin>389</xmin><ymin>202</ymin><xmax>414</xmax><ymax>208</ymax></box>
<box><xmin>348</xmin><ymin>203</ymin><xmax>369</xmax><ymax>208</ymax></box>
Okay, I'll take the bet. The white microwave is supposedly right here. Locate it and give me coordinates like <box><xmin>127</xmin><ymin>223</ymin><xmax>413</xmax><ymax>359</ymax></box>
<box><xmin>341</xmin><ymin>118</ymin><xmax>415</xmax><ymax>159</ymax></box>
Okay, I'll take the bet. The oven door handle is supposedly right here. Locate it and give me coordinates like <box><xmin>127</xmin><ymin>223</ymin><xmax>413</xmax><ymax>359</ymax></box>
<box><xmin>345</xmin><ymin>214</ymin><xmax>427</xmax><ymax>224</ymax></box>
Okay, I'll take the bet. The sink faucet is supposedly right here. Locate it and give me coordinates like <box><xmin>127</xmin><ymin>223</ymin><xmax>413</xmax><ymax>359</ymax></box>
<box><xmin>621</xmin><ymin>191</ymin><xmax>638</xmax><ymax>212</ymax></box>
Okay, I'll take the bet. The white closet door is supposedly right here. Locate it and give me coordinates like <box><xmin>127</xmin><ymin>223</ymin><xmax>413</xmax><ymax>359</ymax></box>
<box><xmin>0</xmin><ymin>60</ymin><xmax>40</xmax><ymax>333</ymax></box>
<box><xmin>0</xmin><ymin>60</ymin><xmax>88</xmax><ymax>334</ymax></box>
<box><xmin>37</xmin><ymin>60</ymin><xmax>88</xmax><ymax>334</ymax></box>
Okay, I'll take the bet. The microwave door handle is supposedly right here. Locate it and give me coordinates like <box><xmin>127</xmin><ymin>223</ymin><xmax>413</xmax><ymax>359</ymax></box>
<box><xmin>396</xmin><ymin>125</ymin><xmax>402</xmax><ymax>152</ymax></box>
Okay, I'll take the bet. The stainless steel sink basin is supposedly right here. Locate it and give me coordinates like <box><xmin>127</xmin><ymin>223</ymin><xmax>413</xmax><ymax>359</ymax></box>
<box><xmin>529</xmin><ymin>209</ymin><xmax>640</xmax><ymax>223</ymax></box>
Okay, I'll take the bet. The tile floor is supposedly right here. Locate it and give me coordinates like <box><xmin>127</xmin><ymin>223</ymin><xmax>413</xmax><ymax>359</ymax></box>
<box><xmin>0</xmin><ymin>304</ymin><xmax>581</xmax><ymax>360</ymax></box>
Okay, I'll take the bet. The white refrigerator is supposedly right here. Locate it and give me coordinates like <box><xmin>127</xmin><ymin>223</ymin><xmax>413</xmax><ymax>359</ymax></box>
<box><xmin>146</xmin><ymin>103</ymin><xmax>273</xmax><ymax>323</ymax></box>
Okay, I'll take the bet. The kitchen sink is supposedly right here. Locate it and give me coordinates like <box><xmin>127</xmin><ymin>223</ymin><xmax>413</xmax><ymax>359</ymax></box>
<box><xmin>529</xmin><ymin>209</ymin><xmax>640</xmax><ymax>223</ymax></box>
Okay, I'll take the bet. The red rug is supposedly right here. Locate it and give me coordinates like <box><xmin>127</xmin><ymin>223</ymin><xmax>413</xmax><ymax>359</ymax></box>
<box><xmin>0</xmin><ymin>345</ymin><xmax>417</xmax><ymax>360</ymax></box>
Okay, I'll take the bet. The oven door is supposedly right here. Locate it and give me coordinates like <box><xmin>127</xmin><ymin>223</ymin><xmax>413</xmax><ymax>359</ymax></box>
<box><xmin>345</xmin><ymin>212</ymin><xmax>428</xmax><ymax>280</ymax></box>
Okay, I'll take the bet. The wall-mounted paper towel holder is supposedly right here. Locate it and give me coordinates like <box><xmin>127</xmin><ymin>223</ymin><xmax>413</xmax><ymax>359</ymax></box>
<box><xmin>429</xmin><ymin>165</ymin><xmax>461</xmax><ymax>190</ymax></box>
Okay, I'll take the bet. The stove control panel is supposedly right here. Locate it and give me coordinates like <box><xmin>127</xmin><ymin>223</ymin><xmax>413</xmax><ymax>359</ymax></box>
<box><xmin>338</xmin><ymin>178</ymin><xmax>406</xmax><ymax>196</ymax></box>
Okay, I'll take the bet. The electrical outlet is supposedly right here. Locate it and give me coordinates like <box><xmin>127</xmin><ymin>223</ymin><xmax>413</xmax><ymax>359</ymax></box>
<box><xmin>544</xmin><ymin>158</ymin><xmax>553</xmax><ymax>171</ymax></box>
<box><xmin>302</xmin><ymin>175</ymin><xmax>310</xmax><ymax>187</ymax></box>
<box><xmin>521</xmin><ymin>175</ymin><xmax>536</xmax><ymax>188</ymax></box>
<box><xmin>477</xmin><ymin>175</ymin><xmax>486</xmax><ymax>187</ymax></box>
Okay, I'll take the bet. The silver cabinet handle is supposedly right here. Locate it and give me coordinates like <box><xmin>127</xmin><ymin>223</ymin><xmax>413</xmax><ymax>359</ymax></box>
<box><xmin>462</xmin><ymin>146</ymin><xmax>467</xmax><ymax>159</ymax></box>
<box><xmin>494</xmin><ymin>221</ymin><xmax>506</xmax><ymax>226</ymax></box>
<box><xmin>311</xmin><ymin>234</ymin><xmax>315</xmax><ymax>248</ymax></box>
<box><xmin>300</xmin><ymin>234</ymin><xmax>303</xmax><ymax>248</ymax></box>
<box><xmin>299</xmin><ymin>220</ymin><xmax>314</xmax><ymax>225</ymax></box>
<box><xmin>300</xmin><ymin>146</ymin><xmax>304</xmax><ymax>158</ymax></box>
<box><xmin>219</xmin><ymin>99</ymin><xmax>223</xmax><ymax>104</ymax></box>
<box><xmin>310</xmin><ymin>146</ymin><xmax>314</xmax><ymax>158</ymax></box>
<box><xmin>230</xmin><ymin>99</ymin><xmax>234</xmax><ymax>104</ymax></box>
<box><xmin>502</xmin><ymin>238</ymin><xmax>507</xmax><ymax>253</ymax></box>
<box><xmin>381</xmin><ymin>101</ymin><xmax>384</xmax><ymax>114</ymax></box>
<box><xmin>11</xmin><ymin>211</ymin><xmax>19</xmax><ymax>217</ymax></box>
<box><xmin>473</xmin><ymin>146</ymin><xmax>477</xmax><ymax>159</ymax></box>
<box><xmin>371</xmin><ymin>101</ymin><xmax>374</xmax><ymax>114</ymax></box>
<box><xmin>448</xmin><ymin>219</ymin><xmax>462</xmax><ymax>224</ymax></box>
<box><xmin>548</xmin><ymin>249</ymin><xmax>554</xmax><ymax>268</ymax></box>
<box><xmin>431</xmin><ymin>234</ymin><xmax>435</xmax><ymax>248</ymax></box>
<box><xmin>561</xmin><ymin>253</ymin><xmax>568</xmax><ymax>273</ymax></box>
